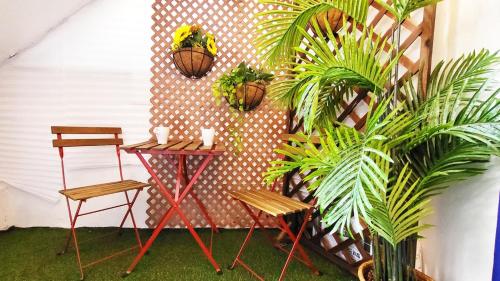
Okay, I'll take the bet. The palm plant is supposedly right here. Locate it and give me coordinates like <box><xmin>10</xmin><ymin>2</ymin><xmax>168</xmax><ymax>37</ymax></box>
<box><xmin>256</xmin><ymin>0</ymin><xmax>500</xmax><ymax>280</ymax></box>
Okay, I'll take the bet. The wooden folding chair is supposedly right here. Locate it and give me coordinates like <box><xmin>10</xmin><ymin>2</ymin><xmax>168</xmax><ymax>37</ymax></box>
<box><xmin>227</xmin><ymin>174</ymin><xmax>322</xmax><ymax>280</ymax></box>
<box><xmin>51</xmin><ymin>126</ymin><xmax>149</xmax><ymax>280</ymax></box>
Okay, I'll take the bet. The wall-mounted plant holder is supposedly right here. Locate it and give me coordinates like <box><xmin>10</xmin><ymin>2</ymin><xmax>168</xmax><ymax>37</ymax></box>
<box><xmin>172</xmin><ymin>47</ymin><xmax>214</xmax><ymax>79</ymax></box>
<box><xmin>170</xmin><ymin>24</ymin><xmax>217</xmax><ymax>79</ymax></box>
<box><xmin>226</xmin><ymin>82</ymin><xmax>266</xmax><ymax>112</ymax></box>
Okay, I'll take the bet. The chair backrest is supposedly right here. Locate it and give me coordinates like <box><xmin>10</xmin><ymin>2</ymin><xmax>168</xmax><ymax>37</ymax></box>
<box><xmin>51</xmin><ymin>126</ymin><xmax>125</xmax><ymax>190</ymax></box>
<box><xmin>51</xmin><ymin>126</ymin><xmax>123</xmax><ymax>147</ymax></box>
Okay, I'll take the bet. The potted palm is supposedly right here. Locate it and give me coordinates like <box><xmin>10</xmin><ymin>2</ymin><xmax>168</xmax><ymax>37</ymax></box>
<box><xmin>171</xmin><ymin>24</ymin><xmax>217</xmax><ymax>78</ymax></box>
<box><xmin>256</xmin><ymin>1</ymin><xmax>500</xmax><ymax>280</ymax></box>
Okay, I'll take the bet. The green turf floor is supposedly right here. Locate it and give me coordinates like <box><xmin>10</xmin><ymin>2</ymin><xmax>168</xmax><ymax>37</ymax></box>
<box><xmin>0</xmin><ymin>227</ymin><xmax>356</xmax><ymax>281</ymax></box>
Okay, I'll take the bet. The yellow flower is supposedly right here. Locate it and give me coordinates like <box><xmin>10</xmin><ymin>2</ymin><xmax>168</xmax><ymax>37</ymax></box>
<box><xmin>171</xmin><ymin>42</ymin><xmax>180</xmax><ymax>51</ymax></box>
<box><xmin>206</xmin><ymin>32</ymin><xmax>214</xmax><ymax>39</ymax></box>
<box><xmin>206</xmin><ymin>37</ymin><xmax>217</xmax><ymax>56</ymax></box>
<box><xmin>172</xmin><ymin>24</ymin><xmax>192</xmax><ymax>49</ymax></box>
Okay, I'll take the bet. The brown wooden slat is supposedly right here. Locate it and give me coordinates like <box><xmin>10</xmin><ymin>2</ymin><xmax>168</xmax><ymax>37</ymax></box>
<box><xmin>52</xmin><ymin>138</ymin><xmax>123</xmax><ymax>147</ymax></box>
<box><xmin>199</xmin><ymin>144</ymin><xmax>215</xmax><ymax>151</ymax></box>
<box><xmin>258</xmin><ymin>190</ymin><xmax>312</xmax><ymax>210</ymax></box>
<box><xmin>242</xmin><ymin>191</ymin><xmax>294</xmax><ymax>214</ymax></box>
<box><xmin>136</xmin><ymin>142</ymin><xmax>160</xmax><ymax>149</ymax></box>
<box><xmin>184</xmin><ymin>141</ymin><xmax>203</xmax><ymax>151</ymax></box>
<box><xmin>152</xmin><ymin>140</ymin><xmax>182</xmax><ymax>150</ymax></box>
<box><xmin>229</xmin><ymin>191</ymin><xmax>284</xmax><ymax>216</ymax></box>
<box><xmin>51</xmin><ymin>126</ymin><xmax>122</xmax><ymax>134</ymax></box>
<box><xmin>121</xmin><ymin>140</ymin><xmax>155</xmax><ymax>149</ymax></box>
<box><xmin>168</xmin><ymin>140</ymin><xmax>192</xmax><ymax>151</ymax></box>
<box><xmin>60</xmin><ymin>180</ymin><xmax>149</xmax><ymax>201</ymax></box>
<box><xmin>213</xmin><ymin>143</ymin><xmax>225</xmax><ymax>152</ymax></box>
<box><xmin>229</xmin><ymin>190</ymin><xmax>311</xmax><ymax>217</ymax></box>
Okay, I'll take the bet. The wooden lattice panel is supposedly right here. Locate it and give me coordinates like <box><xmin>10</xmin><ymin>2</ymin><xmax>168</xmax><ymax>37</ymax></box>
<box><xmin>283</xmin><ymin>2</ymin><xmax>436</xmax><ymax>275</ymax></box>
<box><xmin>147</xmin><ymin>0</ymin><xmax>287</xmax><ymax>228</ymax></box>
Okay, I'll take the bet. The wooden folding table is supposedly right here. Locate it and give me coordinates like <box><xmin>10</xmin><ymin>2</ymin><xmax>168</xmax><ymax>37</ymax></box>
<box><xmin>121</xmin><ymin>139</ymin><xmax>225</xmax><ymax>276</ymax></box>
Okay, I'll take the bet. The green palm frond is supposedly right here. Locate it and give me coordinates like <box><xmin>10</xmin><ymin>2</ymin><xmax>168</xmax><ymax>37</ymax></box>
<box><xmin>269</xmin><ymin>20</ymin><xmax>400</xmax><ymax>132</ymax></box>
<box><xmin>398</xmin><ymin>50</ymin><xmax>500</xmax><ymax>198</ymax></box>
<box><xmin>368</xmin><ymin>164</ymin><xmax>432</xmax><ymax>247</ymax></box>
<box><xmin>374</xmin><ymin>0</ymin><xmax>442</xmax><ymax>23</ymax></box>
<box><xmin>256</xmin><ymin>0</ymin><xmax>370</xmax><ymax>65</ymax></box>
<box><xmin>402</xmin><ymin>50</ymin><xmax>500</xmax><ymax>150</ymax></box>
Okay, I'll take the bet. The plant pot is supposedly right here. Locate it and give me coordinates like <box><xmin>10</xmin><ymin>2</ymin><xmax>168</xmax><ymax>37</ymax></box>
<box><xmin>358</xmin><ymin>261</ymin><xmax>434</xmax><ymax>281</ymax></box>
<box><xmin>227</xmin><ymin>82</ymin><xmax>266</xmax><ymax>111</ymax></box>
<box><xmin>312</xmin><ymin>8</ymin><xmax>344</xmax><ymax>35</ymax></box>
<box><xmin>172</xmin><ymin>47</ymin><xmax>214</xmax><ymax>79</ymax></box>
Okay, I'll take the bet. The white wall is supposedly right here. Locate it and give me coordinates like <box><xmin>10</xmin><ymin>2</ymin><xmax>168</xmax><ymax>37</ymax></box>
<box><xmin>420</xmin><ymin>1</ymin><xmax>500</xmax><ymax>280</ymax></box>
<box><xmin>0</xmin><ymin>0</ymin><xmax>152</xmax><ymax>228</ymax></box>
<box><xmin>0</xmin><ymin>0</ymin><xmax>92</xmax><ymax>63</ymax></box>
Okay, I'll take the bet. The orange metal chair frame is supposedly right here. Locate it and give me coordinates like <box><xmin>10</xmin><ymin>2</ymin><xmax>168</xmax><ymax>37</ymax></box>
<box><xmin>228</xmin><ymin>175</ymin><xmax>322</xmax><ymax>280</ymax></box>
<box><xmin>51</xmin><ymin>126</ymin><xmax>146</xmax><ymax>280</ymax></box>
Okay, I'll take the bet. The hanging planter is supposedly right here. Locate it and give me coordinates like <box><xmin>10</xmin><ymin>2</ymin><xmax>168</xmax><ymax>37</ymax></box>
<box><xmin>228</xmin><ymin>82</ymin><xmax>266</xmax><ymax>111</ymax></box>
<box><xmin>212</xmin><ymin>62</ymin><xmax>273</xmax><ymax>112</ymax></box>
<box><xmin>172</xmin><ymin>47</ymin><xmax>214</xmax><ymax>79</ymax></box>
<box><xmin>312</xmin><ymin>8</ymin><xmax>345</xmax><ymax>35</ymax></box>
<box><xmin>170</xmin><ymin>24</ymin><xmax>217</xmax><ymax>79</ymax></box>
<box><xmin>212</xmin><ymin>62</ymin><xmax>274</xmax><ymax>154</ymax></box>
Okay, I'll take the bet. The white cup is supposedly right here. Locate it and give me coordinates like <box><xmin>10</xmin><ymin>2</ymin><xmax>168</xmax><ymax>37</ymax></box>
<box><xmin>201</xmin><ymin>127</ymin><xmax>215</xmax><ymax>147</ymax></box>
<box><xmin>153</xmin><ymin>126</ymin><xmax>170</xmax><ymax>144</ymax></box>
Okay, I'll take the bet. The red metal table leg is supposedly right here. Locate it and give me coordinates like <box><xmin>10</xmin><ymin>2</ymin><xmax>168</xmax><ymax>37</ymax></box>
<box><xmin>179</xmin><ymin>156</ymin><xmax>219</xmax><ymax>233</ymax></box>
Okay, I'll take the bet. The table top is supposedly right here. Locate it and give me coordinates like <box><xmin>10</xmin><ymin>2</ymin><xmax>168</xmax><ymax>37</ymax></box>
<box><xmin>121</xmin><ymin>139</ymin><xmax>225</xmax><ymax>155</ymax></box>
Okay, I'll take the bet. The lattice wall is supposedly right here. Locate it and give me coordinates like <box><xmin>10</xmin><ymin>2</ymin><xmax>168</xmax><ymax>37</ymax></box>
<box><xmin>147</xmin><ymin>0</ymin><xmax>287</xmax><ymax>228</ymax></box>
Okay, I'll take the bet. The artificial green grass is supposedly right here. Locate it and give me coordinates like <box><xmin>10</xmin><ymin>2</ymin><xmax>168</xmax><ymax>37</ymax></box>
<box><xmin>0</xmin><ymin>227</ymin><xmax>356</xmax><ymax>281</ymax></box>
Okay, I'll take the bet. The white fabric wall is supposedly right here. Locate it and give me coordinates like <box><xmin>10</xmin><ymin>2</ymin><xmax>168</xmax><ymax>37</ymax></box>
<box><xmin>420</xmin><ymin>1</ymin><xmax>500</xmax><ymax>280</ymax></box>
<box><xmin>0</xmin><ymin>0</ymin><xmax>152</xmax><ymax>228</ymax></box>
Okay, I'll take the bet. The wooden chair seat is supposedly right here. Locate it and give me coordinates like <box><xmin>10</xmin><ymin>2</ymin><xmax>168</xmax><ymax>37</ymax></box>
<box><xmin>228</xmin><ymin>190</ymin><xmax>313</xmax><ymax>217</ymax></box>
<box><xmin>60</xmin><ymin>180</ymin><xmax>149</xmax><ymax>201</ymax></box>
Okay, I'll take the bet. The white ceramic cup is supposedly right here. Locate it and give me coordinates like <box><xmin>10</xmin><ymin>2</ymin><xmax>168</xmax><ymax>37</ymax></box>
<box><xmin>201</xmin><ymin>127</ymin><xmax>215</xmax><ymax>147</ymax></box>
<box><xmin>153</xmin><ymin>126</ymin><xmax>170</xmax><ymax>144</ymax></box>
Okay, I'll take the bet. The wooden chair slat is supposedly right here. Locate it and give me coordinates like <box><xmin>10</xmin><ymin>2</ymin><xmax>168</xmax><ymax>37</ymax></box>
<box><xmin>168</xmin><ymin>140</ymin><xmax>193</xmax><ymax>151</ymax></box>
<box><xmin>258</xmin><ymin>190</ymin><xmax>312</xmax><ymax>209</ymax></box>
<box><xmin>60</xmin><ymin>180</ymin><xmax>149</xmax><ymax>201</ymax></box>
<box><xmin>229</xmin><ymin>190</ymin><xmax>311</xmax><ymax>217</ymax></box>
<box><xmin>184</xmin><ymin>141</ymin><xmax>203</xmax><ymax>151</ymax></box>
<box><xmin>242</xmin><ymin>191</ymin><xmax>295</xmax><ymax>214</ymax></box>
<box><xmin>228</xmin><ymin>191</ymin><xmax>282</xmax><ymax>217</ymax></box>
<box><xmin>51</xmin><ymin>126</ymin><xmax>122</xmax><ymax>134</ymax></box>
<box><xmin>152</xmin><ymin>140</ymin><xmax>182</xmax><ymax>150</ymax></box>
<box><xmin>52</xmin><ymin>138</ymin><xmax>123</xmax><ymax>147</ymax></box>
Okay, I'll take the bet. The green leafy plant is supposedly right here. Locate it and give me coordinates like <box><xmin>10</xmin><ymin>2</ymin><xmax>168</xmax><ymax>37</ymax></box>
<box><xmin>212</xmin><ymin>62</ymin><xmax>274</xmax><ymax>154</ymax></box>
<box><xmin>256</xmin><ymin>0</ymin><xmax>499</xmax><ymax>280</ymax></box>
<box><xmin>212</xmin><ymin>62</ymin><xmax>274</xmax><ymax>110</ymax></box>
<box><xmin>256</xmin><ymin>0</ymin><xmax>370</xmax><ymax>65</ymax></box>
